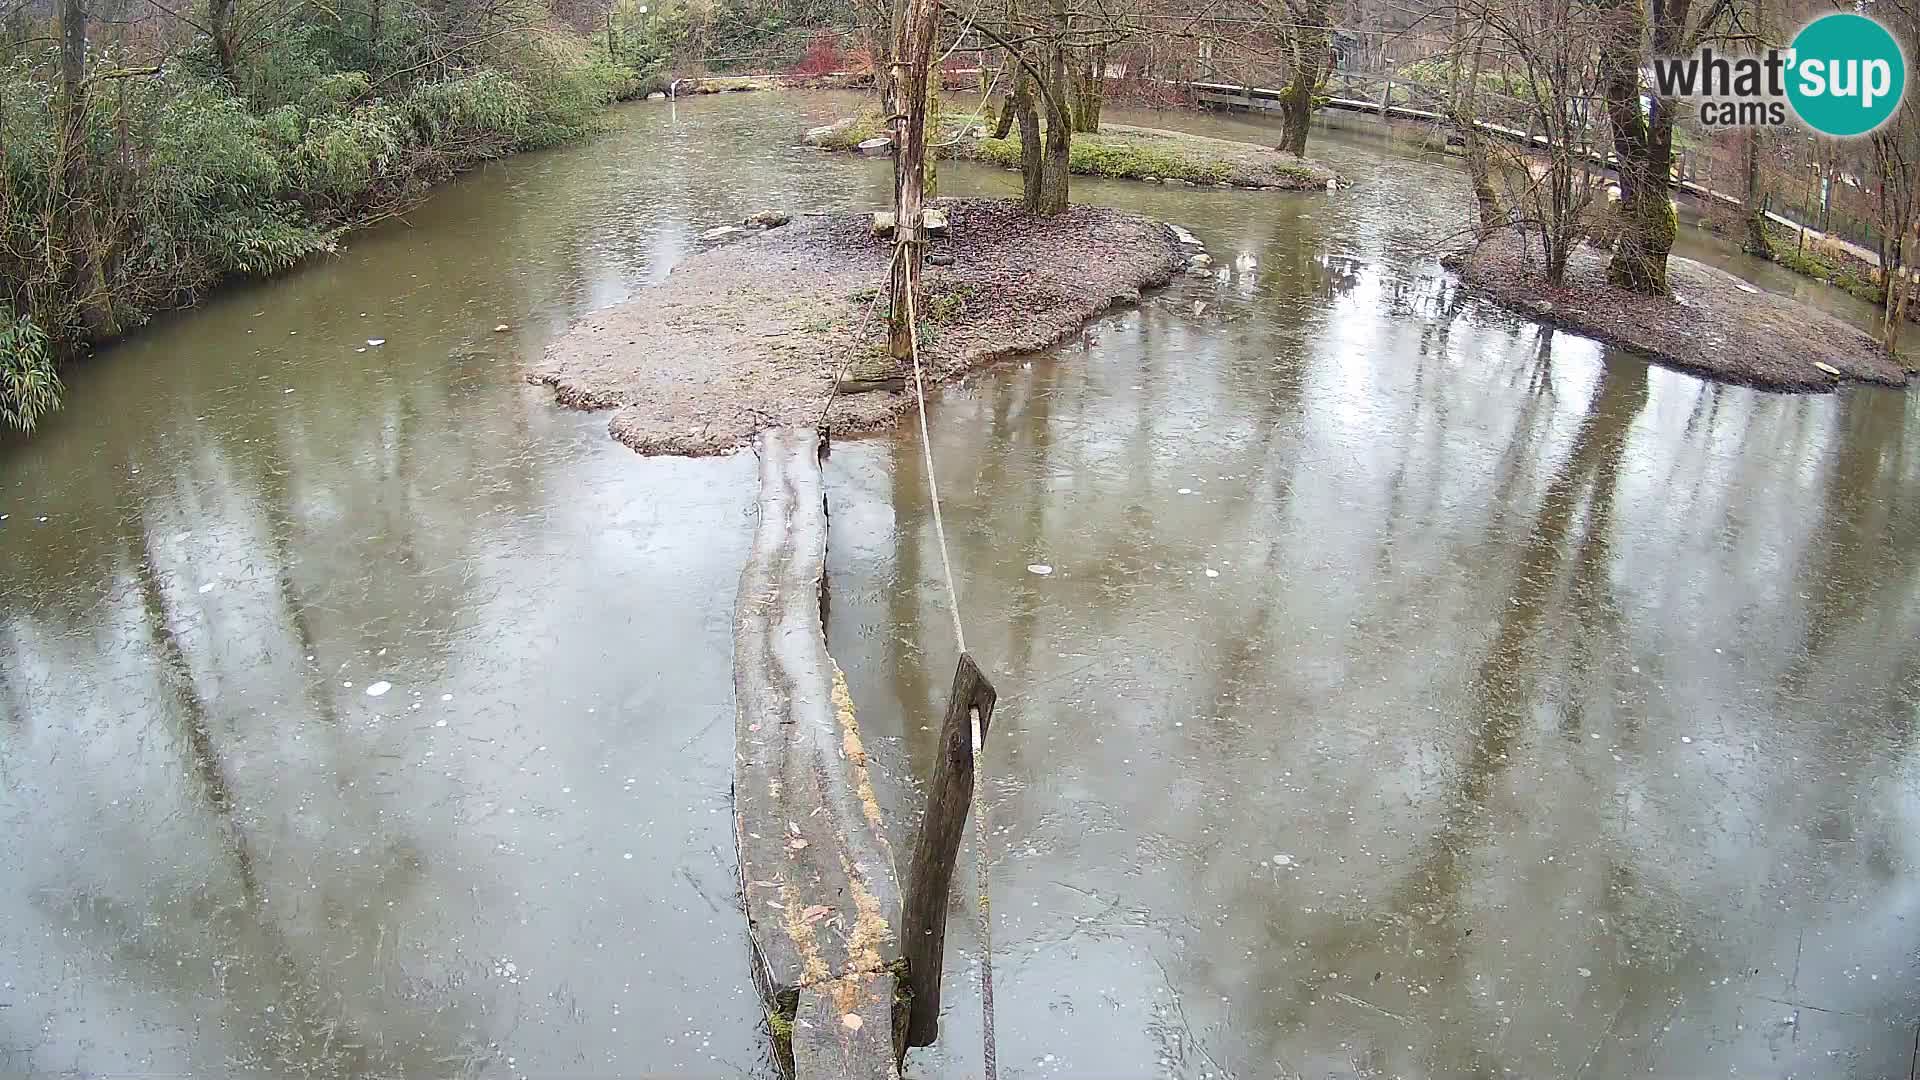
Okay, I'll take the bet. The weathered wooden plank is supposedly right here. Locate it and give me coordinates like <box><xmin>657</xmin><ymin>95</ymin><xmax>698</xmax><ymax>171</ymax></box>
<box><xmin>792</xmin><ymin>974</ymin><xmax>902</xmax><ymax>1080</ymax></box>
<box><xmin>734</xmin><ymin>427</ymin><xmax>902</xmax><ymax>1075</ymax></box>
<box><xmin>900</xmin><ymin>652</ymin><xmax>997</xmax><ymax>1047</ymax></box>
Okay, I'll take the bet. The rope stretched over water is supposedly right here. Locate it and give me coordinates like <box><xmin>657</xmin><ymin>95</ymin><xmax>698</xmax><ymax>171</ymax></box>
<box><xmin>812</xmin><ymin>226</ymin><xmax>999</xmax><ymax>1079</ymax></box>
<box><xmin>902</xmin><ymin>246</ymin><xmax>998</xmax><ymax>1080</ymax></box>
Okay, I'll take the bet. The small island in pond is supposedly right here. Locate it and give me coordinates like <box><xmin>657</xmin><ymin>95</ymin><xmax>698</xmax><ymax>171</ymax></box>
<box><xmin>1451</xmin><ymin>236</ymin><xmax>1907</xmax><ymax>392</ymax></box>
<box><xmin>530</xmin><ymin>198</ymin><xmax>1187</xmax><ymax>455</ymax></box>
<box><xmin>808</xmin><ymin>115</ymin><xmax>1339</xmax><ymax>191</ymax></box>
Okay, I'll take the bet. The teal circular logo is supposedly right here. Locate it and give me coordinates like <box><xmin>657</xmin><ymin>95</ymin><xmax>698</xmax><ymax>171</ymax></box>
<box><xmin>1787</xmin><ymin>13</ymin><xmax>1906</xmax><ymax>137</ymax></box>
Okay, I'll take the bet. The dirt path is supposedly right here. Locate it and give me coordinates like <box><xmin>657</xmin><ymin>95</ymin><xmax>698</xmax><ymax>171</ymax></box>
<box><xmin>531</xmin><ymin>199</ymin><xmax>1185</xmax><ymax>455</ymax></box>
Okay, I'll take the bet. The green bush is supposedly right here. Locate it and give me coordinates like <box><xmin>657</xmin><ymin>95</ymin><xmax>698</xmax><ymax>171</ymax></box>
<box><xmin>0</xmin><ymin>307</ymin><xmax>59</xmax><ymax>434</ymax></box>
<box><xmin>0</xmin><ymin>17</ymin><xmax>644</xmax><ymax>429</ymax></box>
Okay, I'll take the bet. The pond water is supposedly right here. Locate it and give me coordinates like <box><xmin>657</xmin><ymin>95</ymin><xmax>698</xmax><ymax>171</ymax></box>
<box><xmin>2</xmin><ymin>90</ymin><xmax>1916</xmax><ymax>1078</ymax></box>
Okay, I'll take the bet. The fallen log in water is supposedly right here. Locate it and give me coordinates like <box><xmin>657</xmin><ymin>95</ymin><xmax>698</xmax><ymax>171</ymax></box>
<box><xmin>734</xmin><ymin>427</ymin><xmax>903</xmax><ymax>1079</ymax></box>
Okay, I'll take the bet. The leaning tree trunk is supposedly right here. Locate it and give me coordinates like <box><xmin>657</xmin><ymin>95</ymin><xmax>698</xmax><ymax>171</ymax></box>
<box><xmin>1597</xmin><ymin>0</ymin><xmax>1673</xmax><ymax>295</ymax></box>
<box><xmin>1277</xmin><ymin>0</ymin><xmax>1329</xmax><ymax>156</ymax></box>
<box><xmin>991</xmin><ymin>79</ymin><xmax>1016</xmax><ymax>138</ymax></box>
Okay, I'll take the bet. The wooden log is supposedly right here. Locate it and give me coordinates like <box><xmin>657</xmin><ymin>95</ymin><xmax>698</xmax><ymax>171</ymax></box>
<box><xmin>734</xmin><ymin>428</ymin><xmax>903</xmax><ymax>1078</ymax></box>
<box><xmin>793</xmin><ymin>974</ymin><xmax>902</xmax><ymax>1080</ymax></box>
<box><xmin>837</xmin><ymin>377</ymin><xmax>907</xmax><ymax>395</ymax></box>
<box><xmin>900</xmin><ymin>652</ymin><xmax>997</xmax><ymax>1048</ymax></box>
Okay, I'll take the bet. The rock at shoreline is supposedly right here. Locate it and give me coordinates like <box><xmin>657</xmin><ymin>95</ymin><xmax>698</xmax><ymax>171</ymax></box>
<box><xmin>745</xmin><ymin>210</ymin><xmax>792</xmax><ymax>229</ymax></box>
<box><xmin>804</xmin><ymin>118</ymin><xmax>857</xmax><ymax>146</ymax></box>
<box><xmin>700</xmin><ymin>225</ymin><xmax>749</xmax><ymax>242</ymax></box>
<box><xmin>531</xmin><ymin>200</ymin><xmax>1185</xmax><ymax>456</ymax></box>
<box><xmin>645</xmin><ymin>91</ymin><xmax>666</xmax><ymax>101</ymax></box>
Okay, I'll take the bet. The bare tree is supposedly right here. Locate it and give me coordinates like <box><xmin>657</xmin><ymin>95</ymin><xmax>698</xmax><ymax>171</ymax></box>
<box><xmin>1869</xmin><ymin>0</ymin><xmax>1918</xmax><ymax>349</ymax></box>
<box><xmin>1594</xmin><ymin>0</ymin><xmax>1732</xmax><ymax>295</ymax></box>
<box><xmin>1276</xmin><ymin>0</ymin><xmax>1332</xmax><ymax>154</ymax></box>
<box><xmin>1455</xmin><ymin>0</ymin><xmax>1607</xmax><ymax>283</ymax></box>
<box><xmin>1446</xmin><ymin>5</ymin><xmax>1504</xmax><ymax>231</ymax></box>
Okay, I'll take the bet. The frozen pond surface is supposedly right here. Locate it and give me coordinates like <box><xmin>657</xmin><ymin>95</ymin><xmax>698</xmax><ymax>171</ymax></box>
<box><xmin>3</xmin><ymin>90</ymin><xmax>1917</xmax><ymax>1078</ymax></box>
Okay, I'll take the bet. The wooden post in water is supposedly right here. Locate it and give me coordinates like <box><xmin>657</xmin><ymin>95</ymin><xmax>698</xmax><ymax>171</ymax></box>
<box><xmin>901</xmin><ymin>652</ymin><xmax>997</xmax><ymax>1048</ymax></box>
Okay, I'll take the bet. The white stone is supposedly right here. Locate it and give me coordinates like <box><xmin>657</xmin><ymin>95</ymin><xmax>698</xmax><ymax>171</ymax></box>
<box><xmin>803</xmin><ymin>118</ymin><xmax>856</xmax><ymax>145</ymax></box>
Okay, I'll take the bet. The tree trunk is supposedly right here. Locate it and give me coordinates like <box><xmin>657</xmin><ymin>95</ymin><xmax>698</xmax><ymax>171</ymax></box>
<box><xmin>924</xmin><ymin>66</ymin><xmax>939</xmax><ymax>202</ymax></box>
<box><xmin>1886</xmin><ymin>233</ymin><xmax>1908</xmax><ymax>352</ymax></box>
<box><xmin>1597</xmin><ymin>0</ymin><xmax>1672</xmax><ymax>295</ymax></box>
<box><xmin>991</xmin><ymin>79</ymin><xmax>1015</xmax><ymax>138</ymax></box>
<box><xmin>1035</xmin><ymin>36</ymin><xmax>1070</xmax><ymax>215</ymax></box>
<box><xmin>59</xmin><ymin>0</ymin><xmax>84</xmax><ymax>102</ymax></box>
<box><xmin>886</xmin><ymin>0</ymin><xmax>939</xmax><ymax>361</ymax></box>
<box><xmin>1013</xmin><ymin>54</ymin><xmax>1044</xmax><ymax>211</ymax></box>
<box><xmin>1277</xmin><ymin>0</ymin><xmax>1329</xmax><ymax>157</ymax></box>
<box><xmin>1452</xmin><ymin>42</ymin><xmax>1502</xmax><ymax>233</ymax></box>
<box><xmin>366</xmin><ymin>0</ymin><xmax>382</xmax><ymax>68</ymax></box>
<box><xmin>1743</xmin><ymin>127</ymin><xmax>1769</xmax><ymax>257</ymax></box>
<box><xmin>879</xmin><ymin>0</ymin><xmax>906</xmax><ymax>116</ymax></box>
<box><xmin>1070</xmin><ymin>43</ymin><xmax>1104</xmax><ymax>132</ymax></box>
<box><xmin>209</xmin><ymin>0</ymin><xmax>236</xmax><ymax>78</ymax></box>
<box><xmin>1872</xmin><ymin>125</ymin><xmax>1917</xmax><ymax>352</ymax></box>
<box><xmin>42</xmin><ymin>0</ymin><xmax>89</xmax><ymax>326</ymax></box>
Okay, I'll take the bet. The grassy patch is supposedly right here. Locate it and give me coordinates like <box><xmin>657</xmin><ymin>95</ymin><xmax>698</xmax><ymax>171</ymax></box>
<box><xmin>946</xmin><ymin>123</ymin><xmax>1335</xmax><ymax>189</ymax></box>
<box><xmin>921</xmin><ymin>282</ymin><xmax>981</xmax><ymax>324</ymax></box>
<box><xmin>814</xmin><ymin>110</ymin><xmax>886</xmax><ymax>151</ymax></box>
<box><xmin>687</xmin><ymin>76</ymin><xmax>770</xmax><ymax>93</ymax></box>
<box><xmin>1767</xmin><ymin>229</ymin><xmax>1887</xmax><ymax>305</ymax></box>
<box><xmin>968</xmin><ymin>132</ymin><xmax>1231</xmax><ymax>184</ymax></box>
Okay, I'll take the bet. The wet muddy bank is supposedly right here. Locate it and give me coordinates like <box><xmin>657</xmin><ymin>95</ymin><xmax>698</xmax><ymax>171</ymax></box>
<box><xmin>531</xmin><ymin>197</ymin><xmax>1184</xmax><ymax>455</ymax></box>
<box><xmin>1450</xmin><ymin>234</ymin><xmax>1908</xmax><ymax>391</ymax></box>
